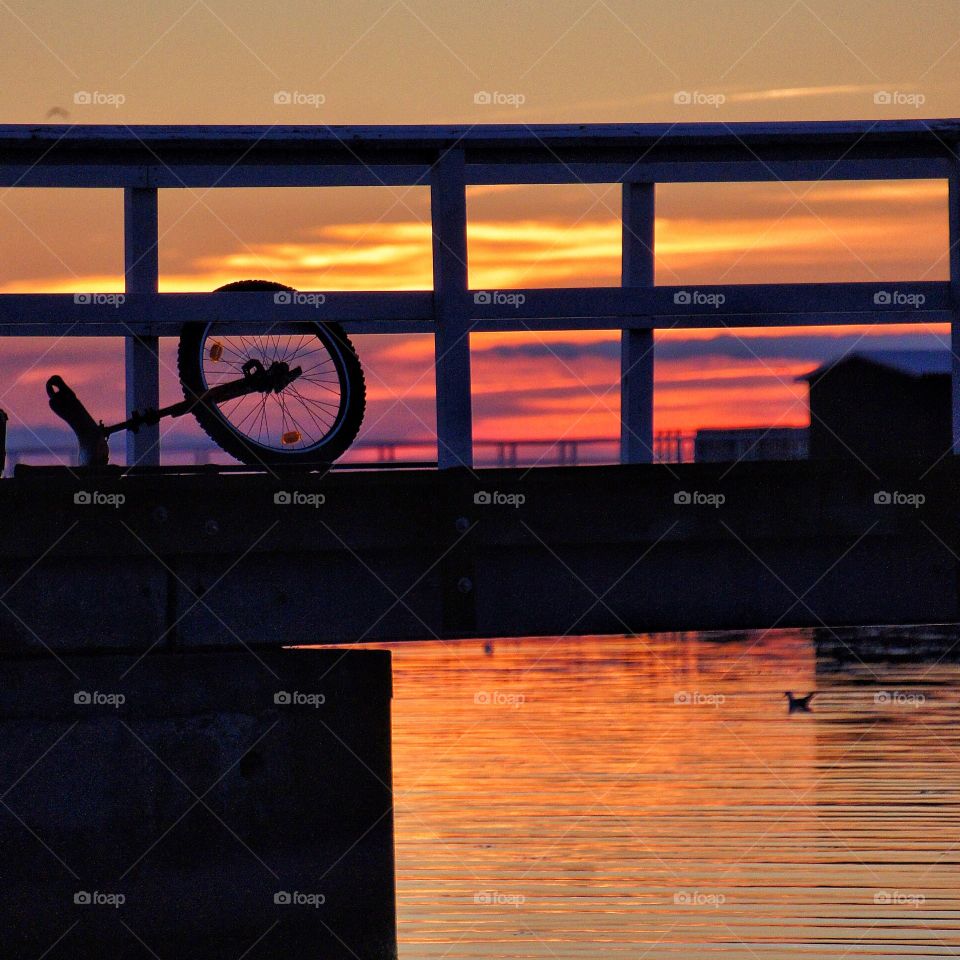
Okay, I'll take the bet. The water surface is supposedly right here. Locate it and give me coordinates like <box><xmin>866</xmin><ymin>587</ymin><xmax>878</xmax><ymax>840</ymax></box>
<box><xmin>382</xmin><ymin>630</ymin><xmax>960</xmax><ymax>958</ymax></box>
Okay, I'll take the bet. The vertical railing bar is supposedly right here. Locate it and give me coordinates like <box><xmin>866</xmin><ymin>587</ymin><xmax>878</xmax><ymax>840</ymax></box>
<box><xmin>950</xmin><ymin>171</ymin><xmax>960</xmax><ymax>455</ymax></box>
<box><xmin>123</xmin><ymin>186</ymin><xmax>160</xmax><ymax>467</ymax></box>
<box><xmin>620</xmin><ymin>182</ymin><xmax>655</xmax><ymax>464</ymax></box>
<box><xmin>430</xmin><ymin>149</ymin><xmax>473</xmax><ymax>470</ymax></box>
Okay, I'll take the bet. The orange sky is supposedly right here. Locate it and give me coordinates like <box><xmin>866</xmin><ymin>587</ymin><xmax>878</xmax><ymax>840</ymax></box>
<box><xmin>0</xmin><ymin>179</ymin><xmax>950</xmax><ymax>447</ymax></box>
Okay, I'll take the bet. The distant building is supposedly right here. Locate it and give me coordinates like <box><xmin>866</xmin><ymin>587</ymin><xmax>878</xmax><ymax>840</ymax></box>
<box><xmin>694</xmin><ymin>427</ymin><xmax>807</xmax><ymax>463</ymax></box>
<box><xmin>798</xmin><ymin>350</ymin><xmax>950</xmax><ymax>461</ymax></box>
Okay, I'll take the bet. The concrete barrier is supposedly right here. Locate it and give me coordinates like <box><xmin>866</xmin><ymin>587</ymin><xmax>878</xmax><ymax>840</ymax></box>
<box><xmin>0</xmin><ymin>459</ymin><xmax>956</xmax><ymax>646</ymax></box>
<box><xmin>0</xmin><ymin>648</ymin><xmax>396</xmax><ymax>959</ymax></box>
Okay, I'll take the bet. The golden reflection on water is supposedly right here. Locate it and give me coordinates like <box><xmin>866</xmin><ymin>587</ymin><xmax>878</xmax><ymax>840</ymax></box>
<box><xmin>379</xmin><ymin>630</ymin><xmax>960</xmax><ymax>958</ymax></box>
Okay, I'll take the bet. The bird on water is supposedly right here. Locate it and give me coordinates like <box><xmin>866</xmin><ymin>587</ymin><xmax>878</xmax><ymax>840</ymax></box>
<box><xmin>785</xmin><ymin>691</ymin><xmax>815</xmax><ymax>713</ymax></box>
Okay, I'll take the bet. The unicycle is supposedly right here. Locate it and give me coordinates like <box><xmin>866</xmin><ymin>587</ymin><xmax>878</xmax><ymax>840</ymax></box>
<box><xmin>47</xmin><ymin>279</ymin><xmax>367</xmax><ymax>469</ymax></box>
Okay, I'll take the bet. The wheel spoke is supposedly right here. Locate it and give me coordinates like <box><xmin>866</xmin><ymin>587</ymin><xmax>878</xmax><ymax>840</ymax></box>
<box><xmin>198</xmin><ymin>323</ymin><xmax>348</xmax><ymax>456</ymax></box>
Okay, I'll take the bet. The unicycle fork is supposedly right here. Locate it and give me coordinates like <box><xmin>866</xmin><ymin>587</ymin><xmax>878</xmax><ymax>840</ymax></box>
<box><xmin>47</xmin><ymin>357</ymin><xmax>302</xmax><ymax>467</ymax></box>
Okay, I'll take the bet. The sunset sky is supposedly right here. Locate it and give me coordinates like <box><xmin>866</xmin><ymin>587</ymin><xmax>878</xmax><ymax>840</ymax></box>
<box><xmin>1</xmin><ymin>0</ymin><xmax>959</xmax><ymax>457</ymax></box>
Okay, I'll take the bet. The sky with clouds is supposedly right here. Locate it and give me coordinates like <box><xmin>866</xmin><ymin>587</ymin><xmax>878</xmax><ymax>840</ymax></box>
<box><xmin>0</xmin><ymin>0</ymin><xmax>958</xmax><ymax>460</ymax></box>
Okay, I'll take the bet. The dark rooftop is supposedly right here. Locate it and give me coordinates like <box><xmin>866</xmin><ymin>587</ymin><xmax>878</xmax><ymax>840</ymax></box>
<box><xmin>799</xmin><ymin>349</ymin><xmax>950</xmax><ymax>381</ymax></box>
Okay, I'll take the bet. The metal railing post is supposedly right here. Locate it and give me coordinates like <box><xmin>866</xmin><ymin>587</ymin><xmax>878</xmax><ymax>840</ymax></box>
<box><xmin>430</xmin><ymin>149</ymin><xmax>473</xmax><ymax>469</ymax></box>
<box><xmin>620</xmin><ymin>182</ymin><xmax>655</xmax><ymax>464</ymax></box>
<box><xmin>124</xmin><ymin>187</ymin><xmax>160</xmax><ymax>467</ymax></box>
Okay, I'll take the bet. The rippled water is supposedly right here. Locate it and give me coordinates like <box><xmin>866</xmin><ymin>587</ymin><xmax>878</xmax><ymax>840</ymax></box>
<box><xmin>380</xmin><ymin>630</ymin><xmax>960</xmax><ymax>958</ymax></box>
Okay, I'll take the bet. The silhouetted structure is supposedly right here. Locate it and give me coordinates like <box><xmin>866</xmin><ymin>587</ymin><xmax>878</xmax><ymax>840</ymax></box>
<box><xmin>694</xmin><ymin>427</ymin><xmax>807</xmax><ymax>463</ymax></box>
<box><xmin>799</xmin><ymin>350</ymin><xmax>950</xmax><ymax>461</ymax></box>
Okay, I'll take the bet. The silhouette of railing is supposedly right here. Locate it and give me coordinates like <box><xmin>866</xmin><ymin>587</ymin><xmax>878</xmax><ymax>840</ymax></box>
<box><xmin>362</xmin><ymin>434</ymin><xmax>696</xmax><ymax>466</ymax></box>
<box><xmin>4</xmin><ymin>431</ymin><xmax>697</xmax><ymax>473</ymax></box>
<box><xmin>1</xmin><ymin>121</ymin><xmax>958</xmax><ymax>469</ymax></box>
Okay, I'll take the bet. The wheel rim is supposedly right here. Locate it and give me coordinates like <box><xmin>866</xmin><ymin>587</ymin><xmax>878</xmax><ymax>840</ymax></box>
<box><xmin>196</xmin><ymin>324</ymin><xmax>351</xmax><ymax>456</ymax></box>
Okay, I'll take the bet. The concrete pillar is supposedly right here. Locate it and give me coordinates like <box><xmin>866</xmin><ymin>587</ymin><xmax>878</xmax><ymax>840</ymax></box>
<box><xmin>0</xmin><ymin>648</ymin><xmax>396</xmax><ymax>958</ymax></box>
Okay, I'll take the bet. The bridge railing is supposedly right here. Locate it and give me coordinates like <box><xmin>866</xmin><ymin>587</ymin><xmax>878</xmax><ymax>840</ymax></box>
<box><xmin>1</xmin><ymin>121</ymin><xmax>958</xmax><ymax>468</ymax></box>
<box><xmin>4</xmin><ymin>433</ymin><xmax>696</xmax><ymax>474</ymax></box>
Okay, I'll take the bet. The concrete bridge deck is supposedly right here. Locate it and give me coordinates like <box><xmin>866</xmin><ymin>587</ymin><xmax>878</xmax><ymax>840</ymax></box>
<box><xmin>2</xmin><ymin>457</ymin><xmax>955</xmax><ymax>654</ymax></box>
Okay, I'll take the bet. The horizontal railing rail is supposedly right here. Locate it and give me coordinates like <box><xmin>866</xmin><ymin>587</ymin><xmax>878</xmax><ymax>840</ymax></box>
<box><xmin>1</xmin><ymin>121</ymin><xmax>958</xmax><ymax>467</ymax></box>
<box><xmin>4</xmin><ymin>122</ymin><xmax>960</xmax><ymax>186</ymax></box>
<box><xmin>0</xmin><ymin>283</ymin><xmax>950</xmax><ymax>336</ymax></box>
